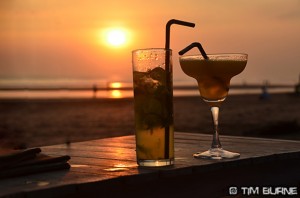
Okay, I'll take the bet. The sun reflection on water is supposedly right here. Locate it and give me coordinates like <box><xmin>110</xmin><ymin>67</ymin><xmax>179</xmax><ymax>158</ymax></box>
<box><xmin>110</xmin><ymin>90</ymin><xmax>122</xmax><ymax>98</ymax></box>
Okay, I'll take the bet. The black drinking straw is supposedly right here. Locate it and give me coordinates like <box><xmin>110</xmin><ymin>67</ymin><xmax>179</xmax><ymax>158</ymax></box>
<box><xmin>164</xmin><ymin>19</ymin><xmax>195</xmax><ymax>160</ymax></box>
<box><xmin>165</xmin><ymin>19</ymin><xmax>195</xmax><ymax>49</ymax></box>
<box><xmin>178</xmin><ymin>42</ymin><xmax>209</xmax><ymax>59</ymax></box>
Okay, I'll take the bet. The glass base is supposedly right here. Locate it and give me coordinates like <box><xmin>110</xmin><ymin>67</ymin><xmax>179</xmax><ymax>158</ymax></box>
<box><xmin>137</xmin><ymin>158</ymin><xmax>174</xmax><ymax>167</ymax></box>
<box><xmin>193</xmin><ymin>148</ymin><xmax>240</xmax><ymax>160</ymax></box>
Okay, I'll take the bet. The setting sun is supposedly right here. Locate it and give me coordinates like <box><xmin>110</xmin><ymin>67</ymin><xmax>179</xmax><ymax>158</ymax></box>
<box><xmin>104</xmin><ymin>28</ymin><xmax>128</xmax><ymax>47</ymax></box>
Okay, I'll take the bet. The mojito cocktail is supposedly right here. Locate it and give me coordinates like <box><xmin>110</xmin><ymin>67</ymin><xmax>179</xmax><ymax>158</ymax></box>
<box><xmin>132</xmin><ymin>48</ymin><xmax>174</xmax><ymax>166</ymax></box>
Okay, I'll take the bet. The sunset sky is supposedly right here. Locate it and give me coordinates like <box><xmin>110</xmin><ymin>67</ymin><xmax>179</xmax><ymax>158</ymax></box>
<box><xmin>0</xmin><ymin>0</ymin><xmax>300</xmax><ymax>85</ymax></box>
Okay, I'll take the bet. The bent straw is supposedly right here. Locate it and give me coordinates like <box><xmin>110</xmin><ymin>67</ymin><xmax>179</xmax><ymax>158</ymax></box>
<box><xmin>165</xmin><ymin>19</ymin><xmax>195</xmax><ymax>49</ymax></box>
<box><xmin>164</xmin><ymin>19</ymin><xmax>195</xmax><ymax>160</ymax></box>
<box><xmin>178</xmin><ymin>42</ymin><xmax>209</xmax><ymax>59</ymax></box>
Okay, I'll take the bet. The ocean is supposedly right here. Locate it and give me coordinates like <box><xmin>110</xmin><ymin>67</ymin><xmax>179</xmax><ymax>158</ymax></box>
<box><xmin>0</xmin><ymin>81</ymin><xmax>295</xmax><ymax>99</ymax></box>
<box><xmin>0</xmin><ymin>78</ymin><xmax>296</xmax><ymax>99</ymax></box>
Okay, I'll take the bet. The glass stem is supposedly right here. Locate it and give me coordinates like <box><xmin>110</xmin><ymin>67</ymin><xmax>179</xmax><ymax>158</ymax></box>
<box><xmin>210</xmin><ymin>106</ymin><xmax>222</xmax><ymax>149</ymax></box>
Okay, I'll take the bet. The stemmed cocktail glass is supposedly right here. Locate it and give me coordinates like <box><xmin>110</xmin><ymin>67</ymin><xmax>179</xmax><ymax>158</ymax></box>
<box><xmin>179</xmin><ymin>43</ymin><xmax>248</xmax><ymax>159</ymax></box>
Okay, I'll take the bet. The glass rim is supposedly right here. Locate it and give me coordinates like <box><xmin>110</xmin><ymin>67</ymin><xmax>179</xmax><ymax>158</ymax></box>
<box><xmin>132</xmin><ymin>48</ymin><xmax>172</xmax><ymax>53</ymax></box>
<box><xmin>179</xmin><ymin>53</ymin><xmax>248</xmax><ymax>58</ymax></box>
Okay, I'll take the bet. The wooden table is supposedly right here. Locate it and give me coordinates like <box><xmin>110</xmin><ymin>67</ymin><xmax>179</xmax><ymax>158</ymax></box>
<box><xmin>1</xmin><ymin>132</ymin><xmax>300</xmax><ymax>198</ymax></box>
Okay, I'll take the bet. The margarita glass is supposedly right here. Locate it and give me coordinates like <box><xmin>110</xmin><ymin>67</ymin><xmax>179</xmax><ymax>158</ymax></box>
<box><xmin>179</xmin><ymin>53</ymin><xmax>247</xmax><ymax>159</ymax></box>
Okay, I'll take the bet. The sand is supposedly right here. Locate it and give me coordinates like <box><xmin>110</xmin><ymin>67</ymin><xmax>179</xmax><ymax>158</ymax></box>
<box><xmin>0</xmin><ymin>93</ymin><xmax>300</xmax><ymax>148</ymax></box>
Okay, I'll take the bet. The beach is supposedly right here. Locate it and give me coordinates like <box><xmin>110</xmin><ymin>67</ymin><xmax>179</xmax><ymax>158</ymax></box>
<box><xmin>0</xmin><ymin>93</ymin><xmax>299</xmax><ymax>149</ymax></box>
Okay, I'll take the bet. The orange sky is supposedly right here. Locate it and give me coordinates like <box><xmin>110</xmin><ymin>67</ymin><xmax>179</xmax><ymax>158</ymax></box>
<box><xmin>0</xmin><ymin>0</ymin><xmax>300</xmax><ymax>84</ymax></box>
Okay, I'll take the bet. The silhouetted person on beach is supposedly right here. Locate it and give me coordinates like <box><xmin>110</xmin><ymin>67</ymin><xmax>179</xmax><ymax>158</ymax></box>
<box><xmin>295</xmin><ymin>74</ymin><xmax>300</xmax><ymax>96</ymax></box>
<box><xmin>260</xmin><ymin>81</ymin><xmax>270</xmax><ymax>100</ymax></box>
<box><xmin>93</xmin><ymin>84</ymin><xmax>97</xmax><ymax>98</ymax></box>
